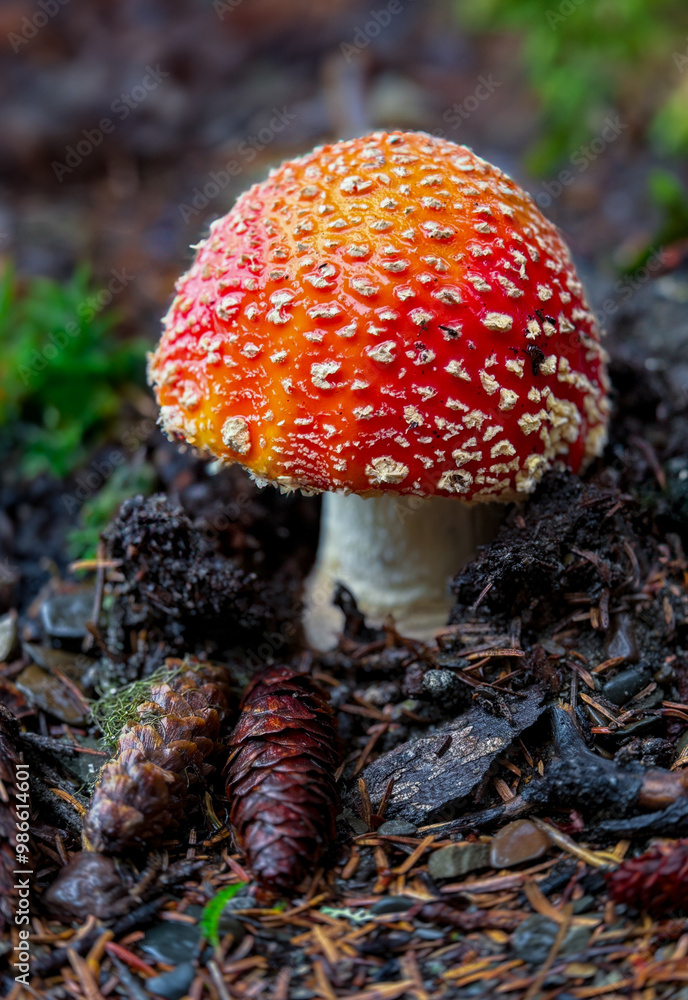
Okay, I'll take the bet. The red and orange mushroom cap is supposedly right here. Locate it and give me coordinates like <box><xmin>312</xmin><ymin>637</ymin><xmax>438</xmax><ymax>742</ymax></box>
<box><xmin>148</xmin><ymin>131</ymin><xmax>609</xmax><ymax>501</ymax></box>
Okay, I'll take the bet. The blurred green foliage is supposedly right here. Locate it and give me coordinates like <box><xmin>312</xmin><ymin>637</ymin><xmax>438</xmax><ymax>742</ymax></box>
<box><xmin>0</xmin><ymin>263</ymin><xmax>147</xmax><ymax>478</ymax></box>
<box><xmin>456</xmin><ymin>0</ymin><xmax>688</xmax><ymax>173</ymax></box>
<box><xmin>645</xmin><ymin>167</ymin><xmax>688</xmax><ymax>258</ymax></box>
<box><xmin>67</xmin><ymin>462</ymin><xmax>157</xmax><ymax>560</ymax></box>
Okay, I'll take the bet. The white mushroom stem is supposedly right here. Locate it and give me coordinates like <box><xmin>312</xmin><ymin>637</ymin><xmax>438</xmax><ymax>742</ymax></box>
<box><xmin>303</xmin><ymin>492</ymin><xmax>501</xmax><ymax>650</ymax></box>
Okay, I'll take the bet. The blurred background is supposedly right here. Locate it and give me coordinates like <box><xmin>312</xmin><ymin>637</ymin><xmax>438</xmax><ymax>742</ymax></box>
<box><xmin>1</xmin><ymin>0</ymin><xmax>687</xmax><ymax>597</ymax></box>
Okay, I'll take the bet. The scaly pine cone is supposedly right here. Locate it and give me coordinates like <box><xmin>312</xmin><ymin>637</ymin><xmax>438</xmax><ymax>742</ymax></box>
<box><xmin>84</xmin><ymin>659</ymin><xmax>235</xmax><ymax>854</ymax></box>
<box><xmin>607</xmin><ymin>839</ymin><xmax>688</xmax><ymax>915</ymax></box>
<box><xmin>225</xmin><ymin>665</ymin><xmax>341</xmax><ymax>892</ymax></box>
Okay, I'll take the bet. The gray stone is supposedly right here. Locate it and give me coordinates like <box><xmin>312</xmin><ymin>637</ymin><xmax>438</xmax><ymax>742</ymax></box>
<box><xmin>421</xmin><ymin>669</ymin><xmax>463</xmax><ymax>708</ymax></box>
<box><xmin>369</xmin><ymin>896</ymin><xmax>416</xmax><ymax>915</ymax></box>
<box><xmin>377</xmin><ymin>820</ymin><xmax>418</xmax><ymax>836</ymax></box>
<box><xmin>141</xmin><ymin>921</ymin><xmax>200</xmax><ymax>964</ymax></box>
<box><xmin>40</xmin><ymin>589</ymin><xmax>94</xmax><ymax>638</ymax></box>
<box><xmin>145</xmin><ymin>963</ymin><xmax>195</xmax><ymax>1000</ymax></box>
<box><xmin>512</xmin><ymin>915</ymin><xmax>592</xmax><ymax>965</ymax></box>
<box><xmin>216</xmin><ymin>913</ymin><xmax>245</xmax><ymax>947</ymax></box>
<box><xmin>427</xmin><ymin>843</ymin><xmax>490</xmax><ymax>880</ymax></box>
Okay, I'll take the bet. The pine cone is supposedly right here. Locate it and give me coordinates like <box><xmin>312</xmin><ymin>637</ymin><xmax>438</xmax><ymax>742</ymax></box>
<box><xmin>606</xmin><ymin>839</ymin><xmax>688</xmax><ymax>915</ymax></box>
<box><xmin>84</xmin><ymin>659</ymin><xmax>235</xmax><ymax>854</ymax></box>
<box><xmin>0</xmin><ymin>704</ymin><xmax>30</xmax><ymax>934</ymax></box>
<box><xmin>225</xmin><ymin>666</ymin><xmax>341</xmax><ymax>892</ymax></box>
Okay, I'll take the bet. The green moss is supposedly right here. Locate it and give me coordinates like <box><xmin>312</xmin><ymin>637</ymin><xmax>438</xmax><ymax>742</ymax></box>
<box><xmin>0</xmin><ymin>262</ymin><xmax>147</xmax><ymax>478</ymax></box>
<box><xmin>455</xmin><ymin>0</ymin><xmax>688</xmax><ymax>172</ymax></box>
<box><xmin>67</xmin><ymin>462</ymin><xmax>157</xmax><ymax>561</ymax></box>
<box><xmin>90</xmin><ymin>662</ymin><xmax>186</xmax><ymax>750</ymax></box>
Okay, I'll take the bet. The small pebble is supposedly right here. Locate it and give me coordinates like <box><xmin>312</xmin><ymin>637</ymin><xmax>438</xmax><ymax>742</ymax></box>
<box><xmin>421</xmin><ymin>669</ymin><xmax>463</xmax><ymax>708</ymax></box>
<box><xmin>216</xmin><ymin>913</ymin><xmax>246</xmax><ymax>946</ymax></box>
<box><xmin>490</xmin><ymin>820</ymin><xmax>551</xmax><ymax>868</ymax></box>
<box><xmin>43</xmin><ymin>853</ymin><xmax>130</xmax><ymax>920</ymax></box>
<box><xmin>141</xmin><ymin>921</ymin><xmax>201</xmax><ymax>964</ymax></box>
<box><xmin>0</xmin><ymin>611</ymin><xmax>17</xmax><ymax>661</ymax></box>
<box><xmin>369</xmin><ymin>896</ymin><xmax>416</xmax><ymax>915</ymax></box>
<box><xmin>512</xmin><ymin>915</ymin><xmax>592</xmax><ymax>965</ymax></box>
<box><xmin>377</xmin><ymin>820</ymin><xmax>418</xmax><ymax>836</ymax></box>
<box><xmin>341</xmin><ymin>806</ymin><xmax>368</xmax><ymax>835</ymax></box>
<box><xmin>427</xmin><ymin>843</ymin><xmax>490</xmax><ymax>880</ymax></box>
<box><xmin>15</xmin><ymin>663</ymin><xmax>86</xmax><ymax>724</ymax></box>
<box><xmin>612</xmin><ymin>716</ymin><xmax>665</xmax><ymax>739</ymax></box>
<box><xmin>602</xmin><ymin>667</ymin><xmax>650</xmax><ymax>706</ymax></box>
<box><xmin>40</xmin><ymin>590</ymin><xmax>95</xmax><ymax>639</ymax></box>
<box><xmin>145</xmin><ymin>962</ymin><xmax>195</xmax><ymax>1000</ymax></box>
<box><xmin>606</xmin><ymin>612</ymin><xmax>639</xmax><ymax>663</ymax></box>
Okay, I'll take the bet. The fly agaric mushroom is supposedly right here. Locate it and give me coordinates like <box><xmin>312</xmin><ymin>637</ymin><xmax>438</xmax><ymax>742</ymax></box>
<box><xmin>148</xmin><ymin>131</ymin><xmax>609</xmax><ymax>647</ymax></box>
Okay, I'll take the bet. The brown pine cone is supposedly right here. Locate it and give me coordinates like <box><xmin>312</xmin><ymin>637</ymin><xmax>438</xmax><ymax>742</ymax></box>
<box><xmin>225</xmin><ymin>665</ymin><xmax>341</xmax><ymax>892</ymax></box>
<box><xmin>606</xmin><ymin>839</ymin><xmax>688</xmax><ymax>915</ymax></box>
<box><xmin>84</xmin><ymin>659</ymin><xmax>235</xmax><ymax>854</ymax></box>
<box><xmin>0</xmin><ymin>704</ymin><xmax>31</xmax><ymax>934</ymax></box>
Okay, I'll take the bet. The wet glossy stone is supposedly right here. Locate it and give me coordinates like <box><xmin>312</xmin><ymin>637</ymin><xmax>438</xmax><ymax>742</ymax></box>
<box><xmin>490</xmin><ymin>820</ymin><xmax>551</xmax><ymax>869</ymax></box>
<box><xmin>369</xmin><ymin>896</ymin><xmax>416</xmax><ymax>915</ymax></box>
<box><xmin>216</xmin><ymin>913</ymin><xmax>246</xmax><ymax>946</ymax></box>
<box><xmin>606</xmin><ymin>612</ymin><xmax>639</xmax><ymax>663</ymax></box>
<box><xmin>15</xmin><ymin>663</ymin><xmax>86</xmax><ymax>723</ymax></box>
<box><xmin>602</xmin><ymin>668</ymin><xmax>650</xmax><ymax>706</ymax></box>
<box><xmin>613</xmin><ymin>716</ymin><xmax>665</xmax><ymax>739</ymax></box>
<box><xmin>141</xmin><ymin>920</ymin><xmax>201</xmax><ymax>964</ymax></box>
<box><xmin>43</xmin><ymin>852</ymin><xmax>129</xmax><ymax>920</ymax></box>
<box><xmin>40</xmin><ymin>589</ymin><xmax>94</xmax><ymax>638</ymax></box>
<box><xmin>377</xmin><ymin>820</ymin><xmax>418</xmax><ymax>836</ymax></box>
<box><xmin>145</xmin><ymin>962</ymin><xmax>195</xmax><ymax>1000</ymax></box>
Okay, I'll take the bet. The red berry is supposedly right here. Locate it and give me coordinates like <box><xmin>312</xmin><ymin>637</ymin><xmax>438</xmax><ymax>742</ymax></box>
<box><xmin>606</xmin><ymin>839</ymin><xmax>688</xmax><ymax>915</ymax></box>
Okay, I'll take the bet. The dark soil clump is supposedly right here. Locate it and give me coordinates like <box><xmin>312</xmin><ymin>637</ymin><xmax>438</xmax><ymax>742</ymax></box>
<box><xmin>101</xmin><ymin>494</ymin><xmax>302</xmax><ymax>679</ymax></box>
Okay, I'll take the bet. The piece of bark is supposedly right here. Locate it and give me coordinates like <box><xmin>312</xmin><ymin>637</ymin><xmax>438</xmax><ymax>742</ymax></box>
<box><xmin>358</xmin><ymin>691</ymin><xmax>546</xmax><ymax>826</ymax></box>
